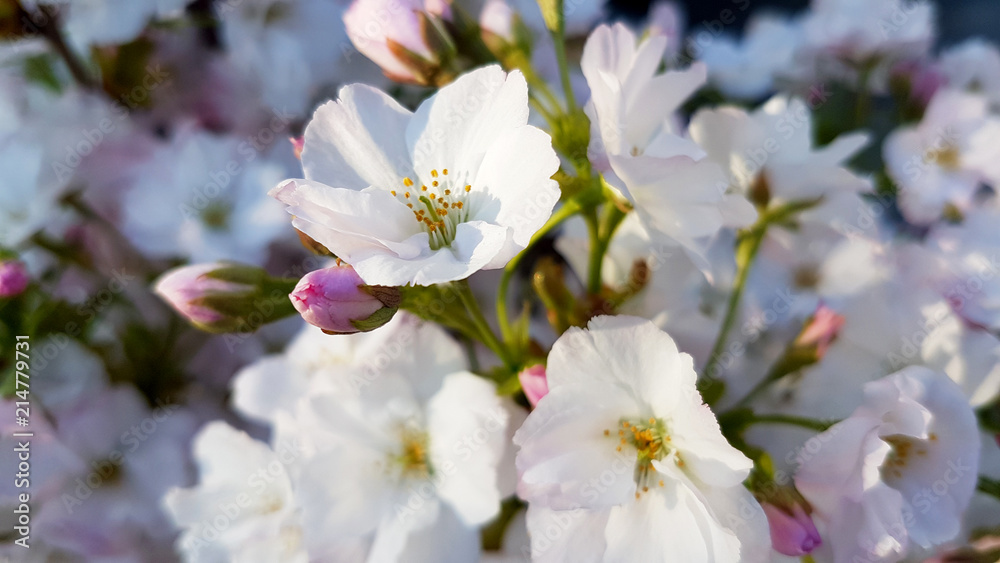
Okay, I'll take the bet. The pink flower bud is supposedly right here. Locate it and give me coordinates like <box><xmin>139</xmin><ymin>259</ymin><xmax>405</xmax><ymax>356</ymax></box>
<box><xmin>0</xmin><ymin>260</ymin><xmax>29</xmax><ymax>298</ymax></box>
<box><xmin>290</xmin><ymin>265</ymin><xmax>400</xmax><ymax>334</ymax></box>
<box><xmin>154</xmin><ymin>263</ymin><xmax>245</xmax><ymax>327</ymax></box>
<box><xmin>891</xmin><ymin>59</ymin><xmax>945</xmax><ymax>108</ymax></box>
<box><xmin>344</xmin><ymin>0</ymin><xmax>451</xmax><ymax>84</ymax></box>
<box><xmin>290</xmin><ymin>136</ymin><xmax>304</xmax><ymax>160</ymax></box>
<box><xmin>795</xmin><ymin>303</ymin><xmax>845</xmax><ymax>359</ymax></box>
<box><xmin>518</xmin><ymin>364</ymin><xmax>548</xmax><ymax>407</ymax></box>
<box><xmin>762</xmin><ymin>502</ymin><xmax>822</xmax><ymax>556</ymax></box>
<box><xmin>480</xmin><ymin>0</ymin><xmax>515</xmax><ymax>42</ymax></box>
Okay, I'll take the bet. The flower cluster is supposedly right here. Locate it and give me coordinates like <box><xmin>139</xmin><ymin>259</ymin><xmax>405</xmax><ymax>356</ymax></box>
<box><xmin>2</xmin><ymin>0</ymin><xmax>999</xmax><ymax>561</ymax></box>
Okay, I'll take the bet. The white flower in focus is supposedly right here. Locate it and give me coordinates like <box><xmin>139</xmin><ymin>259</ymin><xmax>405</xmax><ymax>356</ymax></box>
<box><xmin>884</xmin><ymin>89</ymin><xmax>1000</xmax><ymax>224</ymax></box>
<box><xmin>513</xmin><ymin>316</ymin><xmax>770</xmax><ymax>562</ymax></box>
<box><xmin>794</xmin><ymin>366</ymin><xmax>980</xmax><ymax>563</ymax></box>
<box><xmin>690</xmin><ymin>95</ymin><xmax>870</xmax><ymax>206</ymax></box>
<box><xmin>287</xmin><ymin>324</ymin><xmax>508</xmax><ymax>562</ymax></box>
<box><xmin>270</xmin><ymin>65</ymin><xmax>560</xmax><ymax>286</ymax></box>
<box><xmin>164</xmin><ymin>422</ymin><xmax>307</xmax><ymax>563</ymax></box>
<box><xmin>699</xmin><ymin>14</ymin><xmax>804</xmax><ymax>100</ymax></box>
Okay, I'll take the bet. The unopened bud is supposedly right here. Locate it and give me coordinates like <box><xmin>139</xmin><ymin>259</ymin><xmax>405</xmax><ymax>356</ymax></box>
<box><xmin>154</xmin><ymin>263</ymin><xmax>297</xmax><ymax>333</ymax></box>
<box><xmin>289</xmin><ymin>136</ymin><xmax>304</xmax><ymax>160</ymax></box>
<box><xmin>761</xmin><ymin>501</ymin><xmax>822</xmax><ymax>556</ymax></box>
<box><xmin>290</xmin><ymin>265</ymin><xmax>400</xmax><ymax>334</ymax></box>
<box><xmin>0</xmin><ymin>260</ymin><xmax>29</xmax><ymax>298</ymax></box>
<box><xmin>795</xmin><ymin>303</ymin><xmax>845</xmax><ymax>360</ymax></box>
<box><xmin>518</xmin><ymin>364</ymin><xmax>548</xmax><ymax>407</ymax></box>
<box><xmin>344</xmin><ymin>0</ymin><xmax>455</xmax><ymax>85</ymax></box>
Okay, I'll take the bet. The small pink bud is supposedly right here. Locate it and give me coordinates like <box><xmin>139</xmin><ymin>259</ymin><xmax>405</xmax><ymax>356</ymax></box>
<box><xmin>154</xmin><ymin>263</ymin><xmax>245</xmax><ymax>327</ymax></box>
<box><xmin>290</xmin><ymin>265</ymin><xmax>400</xmax><ymax>334</ymax></box>
<box><xmin>795</xmin><ymin>303</ymin><xmax>845</xmax><ymax>359</ymax></box>
<box><xmin>892</xmin><ymin>59</ymin><xmax>945</xmax><ymax>108</ymax></box>
<box><xmin>0</xmin><ymin>260</ymin><xmax>29</xmax><ymax>298</ymax></box>
<box><xmin>290</xmin><ymin>136</ymin><xmax>304</xmax><ymax>160</ymax></box>
<box><xmin>762</xmin><ymin>502</ymin><xmax>822</xmax><ymax>556</ymax></box>
<box><xmin>344</xmin><ymin>0</ymin><xmax>452</xmax><ymax>85</ymax></box>
<box><xmin>518</xmin><ymin>364</ymin><xmax>548</xmax><ymax>407</ymax></box>
<box><xmin>155</xmin><ymin>263</ymin><xmax>300</xmax><ymax>333</ymax></box>
<box><xmin>479</xmin><ymin>0</ymin><xmax>515</xmax><ymax>41</ymax></box>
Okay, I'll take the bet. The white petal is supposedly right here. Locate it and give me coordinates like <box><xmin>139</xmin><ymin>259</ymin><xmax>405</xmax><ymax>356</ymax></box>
<box><xmin>514</xmin><ymin>385</ymin><xmax>638</xmax><ymax>509</ymax></box>
<box><xmin>427</xmin><ymin>372</ymin><xmax>507</xmax><ymax>526</ymax></box>
<box><xmin>546</xmin><ymin>316</ymin><xmax>695</xmax><ymax>414</ymax></box>
<box><xmin>271</xmin><ymin>179</ymin><xmax>425</xmax><ymax>255</ymax></box>
<box><xmin>302</xmin><ymin>84</ymin><xmax>413</xmax><ymax>190</ymax></box>
<box><xmin>474</xmin><ymin>125</ymin><xmax>560</xmax><ymax>250</ymax></box>
<box><xmin>407</xmin><ymin>65</ymin><xmax>529</xmax><ymax>179</ymax></box>
<box><xmin>525</xmin><ymin>506</ymin><xmax>609</xmax><ymax>563</ymax></box>
<box><xmin>670</xmin><ymin>402</ymin><xmax>754</xmax><ymax>488</ymax></box>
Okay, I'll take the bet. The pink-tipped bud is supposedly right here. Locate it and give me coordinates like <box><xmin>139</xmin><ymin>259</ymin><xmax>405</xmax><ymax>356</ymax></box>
<box><xmin>154</xmin><ymin>263</ymin><xmax>298</xmax><ymax>333</ymax></box>
<box><xmin>0</xmin><ymin>260</ymin><xmax>29</xmax><ymax>298</ymax></box>
<box><xmin>480</xmin><ymin>0</ymin><xmax>515</xmax><ymax>42</ymax></box>
<box><xmin>891</xmin><ymin>59</ymin><xmax>945</xmax><ymax>108</ymax></box>
<box><xmin>290</xmin><ymin>136</ymin><xmax>304</xmax><ymax>160</ymax></box>
<box><xmin>344</xmin><ymin>0</ymin><xmax>455</xmax><ymax>85</ymax></box>
<box><xmin>518</xmin><ymin>364</ymin><xmax>548</xmax><ymax>407</ymax></box>
<box><xmin>290</xmin><ymin>265</ymin><xmax>400</xmax><ymax>334</ymax></box>
<box><xmin>795</xmin><ymin>303</ymin><xmax>845</xmax><ymax>359</ymax></box>
<box><xmin>155</xmin><ymin>263</ymin><xmax>247</xmax><ymax>327</ymax></box>
<box><xmin>762</xmin><ymin>502</ymin><xmax>822</xmax><ymax>556</ymax></box>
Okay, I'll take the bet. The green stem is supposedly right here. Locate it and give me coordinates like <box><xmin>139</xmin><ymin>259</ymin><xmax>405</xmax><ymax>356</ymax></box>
<box><xmin>703</xmin><ymin>222</ymin><xmax>768</xmax><ymax>379</ymax></box>
<box><xmin>35</xmin><ymin>6</ymin><xmax>98</xmax><ymax>90</ymax></box>
<box><xmin>585</xmin><ymin>204</ymin><xmax>628</xmax><ymax>295</ymax></box>
<box><xmin>522</xmin><ymin>64</ymin><xmax>564</xmax><ymax>112</ymax></box>
<box><xmin>551</xmin><ymin>33</ymin><xmax>576</xmax><ymax>111</ymax></box>
<box><xmin>530</xmin><ymin>95</ymin><xmax>557</xmax><ymax>124</ymax></box>
<box><xmin>456</xmin><ymin>279</ymin><xmax>516</xmax><ymax>369</ymax></box>
<box><xmin>496</xmin><ymin>200</ymin><xmax>581</xmax><ymax>346</ymax></box>
<box><xmin>749</xmin><ymin>413</ymin><xmax>836</xmax><ymax>433</ymax></box>
<box><xmin>854</xmin><ymin>61</ymin><xmax>874</xmax><ymax>128</ymax></box>
<box><xmin>584</xmin><ymin>210</ymin><xmax>602</xmax><ymax>294</ymax></box>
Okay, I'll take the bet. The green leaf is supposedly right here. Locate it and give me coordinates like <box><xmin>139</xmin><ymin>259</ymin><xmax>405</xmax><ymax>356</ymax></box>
<box><xmin>23</xmin><ymin>54</ymin><xmax>63</xmax><ymax>93</ymax></box>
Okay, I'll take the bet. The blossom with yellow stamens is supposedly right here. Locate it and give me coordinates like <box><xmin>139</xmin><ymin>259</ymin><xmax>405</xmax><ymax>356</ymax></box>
<box><xmin>513</xmin><ymin>316</ymin><xmax>771</xmax><ymax>562</ymax></box>
<box><xmin>270</xmin><ymin>65</ymin><xmax>560</xmax><ymax>286</ymax></box>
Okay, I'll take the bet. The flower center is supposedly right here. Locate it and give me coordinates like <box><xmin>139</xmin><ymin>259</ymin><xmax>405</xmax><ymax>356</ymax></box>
<box><xmin>392</xmin><ymin>168</ymin><xmax>474</xmax><ymax>250</ymax></box>
<box><xmin>880</xmin><ymin>433</ymin><xmax>932</xmax><ymax>482</ymax></box>
<box><xmin>605</xmin><ymin>417</ymin><xmax>680</xmax><ymax>498</ymax></box>
<box><xmin>201</xmin><ymin>201</ymin><xmax>231</xmax><ymax>231</ymax></box>
<box><xmin>393</xmin><ymin>427</ymin><xmax>432</xmax><ymax>479</ymax></box>
<box><xmin>924</xmin><ymin>144</ymin><xmax>961</xmax><ymax>170</ymax></box>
